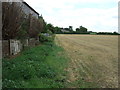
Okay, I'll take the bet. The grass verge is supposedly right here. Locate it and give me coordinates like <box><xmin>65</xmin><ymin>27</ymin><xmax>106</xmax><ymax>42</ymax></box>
<box><xmin>2</xmin><ymin>41</ymin><xmax>99</xmax><ymax>88</ymax></box>
<box><xmin>2</xmin><ymin>42</ymin><xmax>68</xmax><ymax>88</ymax></box>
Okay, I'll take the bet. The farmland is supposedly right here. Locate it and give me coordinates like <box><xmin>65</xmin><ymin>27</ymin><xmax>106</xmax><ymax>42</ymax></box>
<box><xmin>55</xmin><ymin>34</ymin><xmax>118</xmax><ymax>88</ymax></box>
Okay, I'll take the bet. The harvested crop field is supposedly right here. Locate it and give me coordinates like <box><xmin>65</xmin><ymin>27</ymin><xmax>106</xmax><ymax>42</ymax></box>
<box><xmin>55</xmin><ymin>34</ymin><xmax>118</xmax><ymax>88</ymax></box>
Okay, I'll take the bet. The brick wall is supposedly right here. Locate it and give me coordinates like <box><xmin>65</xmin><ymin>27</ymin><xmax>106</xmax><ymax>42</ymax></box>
<box><xmin>28</xmin><ymin>38</ymin><xmax>36</xmax><ymax>46</ymax></box>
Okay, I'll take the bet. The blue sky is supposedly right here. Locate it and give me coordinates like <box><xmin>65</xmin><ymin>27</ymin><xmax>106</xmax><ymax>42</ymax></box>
<box><xmin>25</xmin><ymin>0</ymin><xmax>119</xmax><ymax>32</ymax></box>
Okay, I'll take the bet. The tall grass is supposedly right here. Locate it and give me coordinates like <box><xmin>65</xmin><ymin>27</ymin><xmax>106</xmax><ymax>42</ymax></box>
<box><xmin>2</xmin><ymin>42</ymin><xmax>68</xmax><ymax>88</ymax></box>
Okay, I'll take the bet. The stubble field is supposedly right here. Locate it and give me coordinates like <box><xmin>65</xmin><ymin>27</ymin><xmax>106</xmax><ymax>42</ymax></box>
<box><xmin>55</xmin><ymin>34</ymin><xmax>118</xmax><ymax>88</ymax></box>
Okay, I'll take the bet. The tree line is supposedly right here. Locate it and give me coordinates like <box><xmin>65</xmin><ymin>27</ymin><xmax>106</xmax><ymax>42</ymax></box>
<box><xmin>53</xmin><ymin>25</ymin><xmax>119</xmax><ymax>35</ymax></box>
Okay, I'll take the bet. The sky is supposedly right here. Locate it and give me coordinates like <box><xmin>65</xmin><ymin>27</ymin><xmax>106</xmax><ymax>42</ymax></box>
<box><xmin>25</xmin><ymin>0</ymin><xmax>119</xmax><ymax>32</ymax></box>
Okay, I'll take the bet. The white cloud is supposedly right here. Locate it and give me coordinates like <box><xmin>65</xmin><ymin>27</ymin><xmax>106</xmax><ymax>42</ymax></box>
<box><xmin>24</xmin><ymin>0</ymin><xmax>118</xmax><ymax>32</ymax></box>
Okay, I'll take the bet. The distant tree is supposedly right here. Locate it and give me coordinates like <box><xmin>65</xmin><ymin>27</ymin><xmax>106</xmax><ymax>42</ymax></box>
<box><xmin>54</xmin><ymin>26</ymin><xmax>61</xmax><ymax>34</ymax></box>
<box><xmin>60</xmin><ymin>27</ymin><xmax>63</xmax><ymax>29</ymax></box>
<box><xmin>79</xmin><ymin>26</ymin><xmax>87</xmax><ymax>33</ymax></box>
<box><xmin>113</xmin><ymin>31</ymin><xmax>119</xmax><ymax>35</ymax></box>
<box><xmin>76</xmin><ymin>26</ymin><xmax>87</xmax><ymax>33</ymax></box>
<box><xmin>76</xmin><ymin>28</ymin><xmax>80</xmax><ymax>32</ymax></box>
<box><xmin>97</xmin><ymin>32</ymin><xmax>120</xmax><ymax>35</ymax></box>
<box><xmin>69</xmin><ymin>26</ymin><xmax>73</xmax><ymax>31</ymax></box>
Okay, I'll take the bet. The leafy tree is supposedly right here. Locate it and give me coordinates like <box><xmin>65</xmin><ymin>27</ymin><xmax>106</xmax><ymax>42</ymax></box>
<box><xmin>17</xmin><ymin>17</ymin><xmax>29</xmax><ymax>40</ymax></box>
<box><xmin>46</xmin><ymin>23</ymin><xmax>55</xmax><ymax>33</ymax></box>
<box><xmin>113</xmin><ymin>31</ymin><xmax>119</xmax><ymax>35</ymax></box>
<box><xmin>54</xmin><ymin>26</ymin><xmax>61</xmax><ymax>34</ymax></box>
<box><xmin>2</xmin><ymin>2</ymin><xmax>25</xmax><ymax>40</ymax></box>
<box><xmin>38</xmin><ymin>15</ymin><xmax>46</xmax><ymax>33</ymax></box>
<box><xmin>69</xmin><ymin>26</ymin><xmax>73</xmax><ymax>31</ymax></box>
<box><xmin>29</xmin><ymin>16</ymin><xmax>43</xmax><ymax>38</ymax></box>
<box><xmin>2</xmin><ymin>2</ymin><xmax>46</xmax><ymax>40</ymax></box>
<box><xmin>76</xmin><ymin>28</ymin><xmax>80</xmax><ymax>32</ymax></box>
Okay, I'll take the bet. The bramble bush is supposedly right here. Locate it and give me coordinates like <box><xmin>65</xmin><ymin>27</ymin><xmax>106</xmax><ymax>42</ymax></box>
<box><xmin>39</xmin><ymin>30</ymin><xmax>55</xmax><ymax>42</ymax></box>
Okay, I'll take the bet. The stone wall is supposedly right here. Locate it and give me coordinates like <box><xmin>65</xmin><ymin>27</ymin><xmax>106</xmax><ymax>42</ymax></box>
<box><xmin>28</xmin><ymin>38</ymin><xmax>39</xmax><ymax>46</ymax></box>
<box><xmin>10</xmin><ymin>39</ymin><xmax>22</xmax><ymax>55</ymax></box>
<box><xmin>2</xmin><ymin>40</ymin><xmax>10</xmax><ymax>57</ymax></box>
<box><xmin>2</xmin><ymin>38</ymin><xmax>39</xmax><ymax>58</ymax></box>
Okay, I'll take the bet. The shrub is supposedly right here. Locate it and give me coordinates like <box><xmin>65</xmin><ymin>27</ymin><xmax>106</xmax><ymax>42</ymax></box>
<box><xmin>39</xmin><ymin>30</ymin><xmax>55</xmax><ymax>42</ymax></box>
